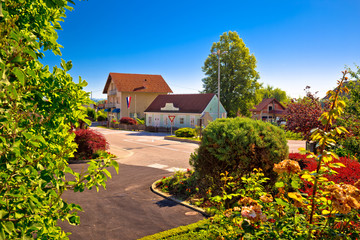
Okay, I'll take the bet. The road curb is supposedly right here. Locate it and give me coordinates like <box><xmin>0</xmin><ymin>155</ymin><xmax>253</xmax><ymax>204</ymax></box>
<box><xmin>68</xmin><ymin>157</ymin><xmax>120</xmax><ymax>164</ymax></box>
<box><xmin>150</xmin><ymin>180</ymin><xmax>209</xmax><ymax>218</ymax></box>
<box><xmin>164</xmin><ymin>136</ymin><xmax>201</xmax><ymax>145</ymax></box>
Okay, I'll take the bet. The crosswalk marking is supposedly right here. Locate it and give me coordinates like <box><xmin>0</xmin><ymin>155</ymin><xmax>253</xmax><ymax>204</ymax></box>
<box><xmin>147</xmin><ymin>164</ymin><xmax>188</xmax><ymax>173</ymax></box>
<box><xmin>124</xmin><ymin>139</ymin><xmax>191</xmax><ymax>153</ymax></box>
<box><xmin>166</xmin><ymin>167</ymin><xmax>188</xmax><ymax>173</ymax></box>
<box><xmin>147</xmin><ymin>163</ymin><xmax>168</xmax><ymax>169</ymax></box>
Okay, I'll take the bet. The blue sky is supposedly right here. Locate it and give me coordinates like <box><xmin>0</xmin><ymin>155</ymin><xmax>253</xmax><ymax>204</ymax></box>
<box><xmin>42</xmin><ymin>0</ymin><xmax>360</xmax><ymax>99</ymax></box>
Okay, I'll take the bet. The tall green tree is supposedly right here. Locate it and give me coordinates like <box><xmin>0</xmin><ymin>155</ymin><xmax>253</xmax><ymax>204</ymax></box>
<box><xmin>202</xmin><ymin>31</ymin><xmax>260</xmax><ymax>117</ymax></box>
<box><xmin>257</xmin><ymin>85</ymin><xmax>291</xmax><ymax>105</ymax></box>
<box><xmin>0</xmin><ymin>1</ymin><xmax>118</xmax><ymax>239</ymax></box>
<box><xmin>347</xmin><ymin>64</ymin><xmax>360</xmax><ymax>81</ymax></box>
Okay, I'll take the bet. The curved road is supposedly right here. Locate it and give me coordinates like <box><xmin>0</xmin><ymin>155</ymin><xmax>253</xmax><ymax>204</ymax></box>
<box><xmin>60</xmin><ymin>128</ymin><xmax>204</xmax><ymax>240</ymax></box>
<box><xmin>60</xmin><ymin>128</ymin><xmax>305</xmax><ymax>239</ymax></box>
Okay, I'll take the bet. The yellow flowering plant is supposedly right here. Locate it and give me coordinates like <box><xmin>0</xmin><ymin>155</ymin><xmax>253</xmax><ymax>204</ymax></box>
<box><xmin>207</xmin><ymin>71</ymin><xmax>360</xmax><ymax>239</ymax></box>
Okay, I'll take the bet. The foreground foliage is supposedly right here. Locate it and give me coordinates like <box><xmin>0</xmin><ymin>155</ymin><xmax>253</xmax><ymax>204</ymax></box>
<box><xmin>152</xmin><ymin>72</ymin><xmax>360</xmax><ymax>239</ymax></box>
<box><xmin>0</xmin><ymin>1</ymin><xmax>118</xmax><ymax>239</ymax></box>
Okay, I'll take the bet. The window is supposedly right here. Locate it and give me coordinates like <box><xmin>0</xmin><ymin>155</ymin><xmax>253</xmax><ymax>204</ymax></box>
<box><xmin>164</xmin><ymin>115</ymin><xmax>168</xmax><ymax>126</ymax></box>
<box><xmin>190</xmin><ymin>116</ymin><xmax>195</xmax><ymax>126</ymax></box>
<box><xmin>180</xmin><ymin>118</ymin><xmax>184</xmax><ymax>124</ymax></box>
<box><xmin>148</xmin><ymin>117</ymin><xmax>152</xmax><ymax>125</ymax></box>
<box><xmin>268</xmin><ymin>106</ymin><xmax>273</xmax><ymax>111</ymax></box>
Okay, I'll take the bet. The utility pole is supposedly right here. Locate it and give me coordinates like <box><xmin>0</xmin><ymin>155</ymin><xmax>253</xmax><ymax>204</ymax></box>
<box><xmin>212</xmin><ymin>50</ymin><xmax>228</xmax><ymax>118</ymax></box>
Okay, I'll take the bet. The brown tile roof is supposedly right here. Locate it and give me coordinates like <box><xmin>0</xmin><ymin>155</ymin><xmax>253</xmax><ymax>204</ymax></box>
<box><xmin>103</xmin><ymin>73</ymin><xmax>173</xmax><ymax>94</ymax></box>
<box><xmin>145</xmin><ymin>93</ymin><xmax>216</xmax><ymax>113</ymax></box>
<box><xmin>250</xmin><ymin>98</ymin><xmax>286</xmax><ymax>112</ymax></box>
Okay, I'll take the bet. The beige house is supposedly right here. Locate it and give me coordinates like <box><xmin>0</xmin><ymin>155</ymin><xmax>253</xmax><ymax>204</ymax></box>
<box><xmin>102</xmin><ymin>73</ymin><xmax>172</xmax><ymax>121</ymax></box>
<box><xmin>250</xmin><ymin>98</ymin><xmax>286</xmax><ymax>122</ymax></box>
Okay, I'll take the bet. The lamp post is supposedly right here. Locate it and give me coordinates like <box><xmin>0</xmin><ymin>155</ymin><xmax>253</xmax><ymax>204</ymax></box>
<box><xmin>212</xmin><ymin>50</ymin><xmax>227</xmax><ymax>118</ymax></box>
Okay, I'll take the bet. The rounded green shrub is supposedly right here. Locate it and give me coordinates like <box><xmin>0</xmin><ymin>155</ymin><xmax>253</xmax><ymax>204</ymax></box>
<box><xmin>175</xmin><ymin>127</ymin><xmax>197</xmax><ymax>138</ymax></box>
<box><xmin>190</xmin><ymin>117</ymin><xmax>288</xmax><ymax>191</ymax></box>
<box><xmin>96</xmin><ymin>110</ymin><xmax>107</xmax><ymax>121</ymax></box>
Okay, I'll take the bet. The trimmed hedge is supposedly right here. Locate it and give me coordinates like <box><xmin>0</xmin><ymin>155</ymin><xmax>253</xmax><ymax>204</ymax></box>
<box><xmin>190</xmin><ymin>117</ymin><xmax>288</xmax><ymax>192</ymax></box>
<box><xmin>175</xmin><ymin>127</ymin><xmax>197</xmax><ymax>138</ymax></box>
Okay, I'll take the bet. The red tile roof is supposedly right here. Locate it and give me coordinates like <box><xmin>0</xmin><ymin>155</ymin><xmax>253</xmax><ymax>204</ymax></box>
<box><xmin>145</xmin><ymin>93</ymin><xmax>216</xmax><ymax>113</ymax></box>
<box><xmin>103</xmin><ymin>73</ymin><xmax>173</xmax><ymax>94</ymax></box>
<box><xmin>250</xmin><ymin>98</ymin><xmax>286</xmax><ymax>112</ymax></box>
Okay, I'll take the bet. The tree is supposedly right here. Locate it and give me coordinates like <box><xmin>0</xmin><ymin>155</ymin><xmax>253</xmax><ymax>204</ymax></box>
<box><xmin>256</xmin><ymin>85</ymin><xmax>290</xmax><ymax>105</ymax></box>
<box><xmin>0</xmin><ymin>1</ymin><xmax>118</xmax><ymax>239</ymax></box>
<box><xmin>334</xmin><ymin>64</ymin><xmax>360</xmax><ymax>157</ymax></box>
<box><xmin>347</xmin><ymin>64</ymin><xmax>360</xmax><ymax>81</ymax></box>
<box><xmin>284</xmin><ymin>87</ymin><xmax>327</xmax><ymax>140</ymax></box>
<box><xmin>202</xmin><ymin>31</ymin><xmax>260</xmax><ymax>117</ymax></box>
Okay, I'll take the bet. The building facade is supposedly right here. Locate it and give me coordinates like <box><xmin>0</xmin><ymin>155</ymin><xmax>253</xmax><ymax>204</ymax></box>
<box><xmin>102</xmin><ymin>73</ymin><xmax>172</xmax><ymax>121</ymax></box>
<box><xmin>250</xmin><ymin>98</ymin><xmax>286</xmax><ymax>122</ymax></box>
<box><xmin>144</xmin><ymin>93</ymin><xmax>227</xmax><ymax>128</ymax></box>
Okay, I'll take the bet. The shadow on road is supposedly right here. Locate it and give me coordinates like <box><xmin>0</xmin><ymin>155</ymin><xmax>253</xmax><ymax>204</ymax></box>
<box><xmin>126</xmin><ymin>131</ymin><xmax>169</xmax><ymax>137</ymax></box>
<box><xmin>155</xmin><ymin>199</ymin><xmax>179</xmax><ymax>208</ymax></box>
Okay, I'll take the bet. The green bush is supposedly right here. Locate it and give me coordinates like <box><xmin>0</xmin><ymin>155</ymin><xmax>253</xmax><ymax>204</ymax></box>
<box><xmin>175</xmin><ymin>127</ymin><xmax>197</xmax><ymax>138</ymax></box>
<box><xmin>86</xmin><ymin>107</ymin><xmax>96</xmax><ymax>121</ymax></box>
<box><xmin>285</xmin><ymin>130</ymin><xmax>303</xmax><ymax>140</ymax></box>
<box><xmin>190</xmin><ymin>117</ymin><xmax>288</xmax><ymax>192</ymax></box>
<box><xmin>136</xmin><ymin>118</ymin><xmax>145</xmax><ymax>125</ymax></box>
<box><xmin>96</xmin><ymin>110</ymin><xmax>107</xmax><ymax>121</ymax></box>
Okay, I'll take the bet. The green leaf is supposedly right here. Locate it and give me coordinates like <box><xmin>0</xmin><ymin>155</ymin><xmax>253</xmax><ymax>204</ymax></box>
<box><xmin>275</xmin><ymin>198</ymin><xmax>289</xmax><ymax>207</ymax></box>
<box><xmin>12</xmin><ymin>67</ymin><xmax>25</xmax><ymax>85</ymax></box>
<box><xmin>0</xmin><ymin>210</ymin><xmax>8</xmax><ymax>219</ymax></box>
<box><xmin>103</xmin><ymin>169</ymin><xmax>112</xmax><ymax>178</ymax></box>
<box><xmin>0</xmin><ymin>228</ymin><xmax>5</xmax><ymax>240</ymax></box>
<box><xmin>110</xmin><ymin>160</ymin><xmax>119</xmax><ymax>174</ymax></box>
<box><xmin>3</xmin><ymin>221</ymin><xmax>15</xmax><ymax>233</ymax></box>
<box><xmin>11</xmin><ymin>55</ymin><xmax>22</xmax><ymax>63</ymax></box>
<box><xmin>291</xmin><ymin>179</ymin><xmax>300</xmax><ymax>189</ymax></box>
<box><xmin>275</xmin><ymin>181</ymin><xmax>284</xmax><ymax>188</ymax></box>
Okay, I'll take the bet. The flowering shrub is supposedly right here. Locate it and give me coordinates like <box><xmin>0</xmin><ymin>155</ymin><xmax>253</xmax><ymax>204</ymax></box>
<box><xmin>289</xmin><ymin>153</ymin><xmax>360</xmax><ymax>185</ymax></box>
<box><xmin>156</xmin><ymin>169</ymin><xmax>199</xmax><ymax>200</ymax></box>
<box><xmin>74</xmin><ymin>129</ymin><xmax>109</xmax><ymax>159</ymax></box>
<box><xmin>153</xmin><ymin>71</ymin><xmax>360</xmax><ymax>239</ymax></box>
<box><xmin>120</xmin><ymin>117</ymin><xmax>137</xmax><ymax>125</ymax></box>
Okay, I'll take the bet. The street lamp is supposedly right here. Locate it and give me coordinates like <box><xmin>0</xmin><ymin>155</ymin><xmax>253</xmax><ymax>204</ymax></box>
<box><xmin>212</xmin><ymin>50</ymin><xmax>228</xmax><ymax>118</ymax></box>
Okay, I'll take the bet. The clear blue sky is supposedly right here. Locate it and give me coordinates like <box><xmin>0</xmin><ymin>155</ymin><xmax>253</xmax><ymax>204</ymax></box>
<box><xmin>42</xmin><ymin>0</ymin><xmax>360</xmax><ymax>99</ymax></box>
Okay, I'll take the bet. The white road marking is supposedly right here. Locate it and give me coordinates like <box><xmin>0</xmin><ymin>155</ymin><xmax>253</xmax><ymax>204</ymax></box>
<box><xmin>146</xmin><ymin>164</ymin><xmax>187</xmax><ymax>173</ymax></box>
<box><xmin>166</xmin><ymin>167</ymin><xmax>188</xmax><ymax>172</ymax></box>
<box><xmin>147</xmin><ymin>163</ymin><xmax>168</xmax><ymax>169</ymax></box>
<box><xmin>123</xmin><ymin>139</ymin><xmax>192</xmax><ymax>153</ymax></box>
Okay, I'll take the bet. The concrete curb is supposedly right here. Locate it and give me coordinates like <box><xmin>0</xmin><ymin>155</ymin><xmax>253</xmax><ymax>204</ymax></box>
<box><xmin>68</xmin><ymin>157</ymin><xmax>120</xmax><ymax>164</ymax></box>
<box><xmin>150</xmin><ymin>180</ymin><xmax>209</xmax><ymax>218</ymax></box>
<box><xmin>164</xmin><ymin>136</ymin><xmax>201</xmax><ymax>145</ymax></box>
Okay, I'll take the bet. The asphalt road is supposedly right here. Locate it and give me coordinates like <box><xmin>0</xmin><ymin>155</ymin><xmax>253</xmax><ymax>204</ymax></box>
<box><xmin>94</xmin><ymin>127</ymin><xmax>199</xmax><ymax>172</ymax></box>
<box><xmin>59</xmin><ymin>128</ymin><xmax>204</xmax><ymax>240</ymax></box>
<box><xmin>60</xmin><ymin>128</ymin><xmax>305</xmax><ymax>240</ymax></box>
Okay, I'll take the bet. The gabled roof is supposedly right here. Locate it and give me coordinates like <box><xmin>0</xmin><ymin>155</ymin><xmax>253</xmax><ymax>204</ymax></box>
<box><xmin>250</xmin><ymin>98</ymin><xmax>286</xmax><ymax>112</ymax></box>
<box><xmin>322</xmin><ymin>80</ymin><xmax>359</xmax><ymax>100</ymax></box>
<box><xmin>103</xmin><ymin>73</ymin><xmax>173</xmax><ymax>94</ymax></box>
<box><xmin>145</xmin><ymin>93</ymin><xmax>216</xmax><ymax>113</ymax></box>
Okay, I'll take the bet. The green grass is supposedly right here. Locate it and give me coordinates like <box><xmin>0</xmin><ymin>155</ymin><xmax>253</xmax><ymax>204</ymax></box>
<box><xmin>167</xmin><ymin>136</ymin><xmax>201</xmax><ymax>142</ymax></box>
<box><xmin>138</xmin><ymin>219</ymin><xmax>210</xmax><ymax>240</ymax></box>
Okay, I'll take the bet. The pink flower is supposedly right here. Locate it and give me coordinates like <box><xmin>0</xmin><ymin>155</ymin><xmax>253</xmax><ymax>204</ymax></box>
<box><xmin>241</xmin><ymin>207</ymin><xmax>257</xmax><ymax>218</ymax></box>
